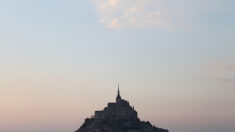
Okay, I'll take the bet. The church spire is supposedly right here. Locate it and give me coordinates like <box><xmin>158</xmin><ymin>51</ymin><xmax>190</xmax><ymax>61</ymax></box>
<box><xmin>116</xmin><ymin>83</ymin><xmax>121</xmax><ymax>102</ymax></box>
<box><xmin>118</xmin><ymin>83</ymin><xmax>120</xmax><ymax>96</ymax></box>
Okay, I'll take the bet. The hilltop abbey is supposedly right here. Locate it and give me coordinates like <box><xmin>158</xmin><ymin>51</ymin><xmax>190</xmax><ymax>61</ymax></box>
<box><xmin>75</xmin><ymin>85</ymin><xmax>169</xmax><ymax>132</ymax></box>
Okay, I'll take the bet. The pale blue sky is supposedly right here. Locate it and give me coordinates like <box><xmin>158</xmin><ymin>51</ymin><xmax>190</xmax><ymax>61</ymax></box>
<box><xmin>0</xmin><ymin>0</ymin><xmax>235</xmax><ymax>132</ymax></box>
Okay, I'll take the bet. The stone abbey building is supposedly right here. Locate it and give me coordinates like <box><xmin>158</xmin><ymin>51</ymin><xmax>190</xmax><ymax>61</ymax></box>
<box><xmin>75</xmin><ymin>85</ymin><xmax>169</xmax><ymax>132</ymax></box>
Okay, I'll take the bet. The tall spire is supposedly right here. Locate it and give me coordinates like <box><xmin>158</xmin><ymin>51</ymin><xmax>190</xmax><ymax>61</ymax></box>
<box><xmin>116</xmin><ymin>83</ymin><xmax>121</xmax><ymax>102</ymax></box>
<box><xmin>118</xmin><ymin>83</ymin><xmax>120</xmax><ymax>96</ymax></box>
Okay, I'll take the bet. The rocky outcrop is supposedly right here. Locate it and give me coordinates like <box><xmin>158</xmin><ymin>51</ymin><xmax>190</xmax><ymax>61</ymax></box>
<box><xmin>75</xmin><ymin>88</ymin><xmax>169</xmax><ymax>132</ymax></box>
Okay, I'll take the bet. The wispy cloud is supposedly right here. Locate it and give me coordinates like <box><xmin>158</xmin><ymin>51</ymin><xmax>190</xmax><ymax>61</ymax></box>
<box><xmin>209</xmin><ymin>59</ymin><xmax>235</xmax><ymax>71</ymax></box>
<box><xmin>213</xmin><ymin>78</ymin><xmax>235</xmax><ymax>83</ymax></box>
<box><xmin>207</xmin><ymin>58</ymin><xmax>235</xmax><ymax>83</ymax></box>
<box><xmin>91</xmin><ymin>0</ymin><xmax>182</xmax><ymax>29</ymax></box>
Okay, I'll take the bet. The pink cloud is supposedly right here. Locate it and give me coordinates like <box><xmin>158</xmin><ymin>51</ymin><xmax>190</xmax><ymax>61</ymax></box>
<box><xmin>213</xmin><ymin>78</ymin><xmax>235</xmax><ymax>83</ymax></box>
<box><xmin>91</xmin><ymin>0</ymin><xmax>182</xmax><ymax>29</ymax></box>
<box><xmin>208</xmin><ymin>58</ymin><xmax>235</xmax><ymax>71</ymax></box>
<box><xmin>207</xmin><ymin>58</ymin><xmax>235</xmax><ymax>84</ymax></box>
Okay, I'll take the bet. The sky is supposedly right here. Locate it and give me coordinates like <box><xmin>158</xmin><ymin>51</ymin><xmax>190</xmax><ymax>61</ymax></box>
<box><xmin>0</xmin><ymin>0</ymin><xmax>235</xmax><ymax>132</ymax></box>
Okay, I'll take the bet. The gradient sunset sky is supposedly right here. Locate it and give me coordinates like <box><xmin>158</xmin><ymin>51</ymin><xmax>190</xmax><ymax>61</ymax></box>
<box><xmin>0</xmin><ymin>0</ymin><xmax>235</xmax><ymax>132</ymax></box>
